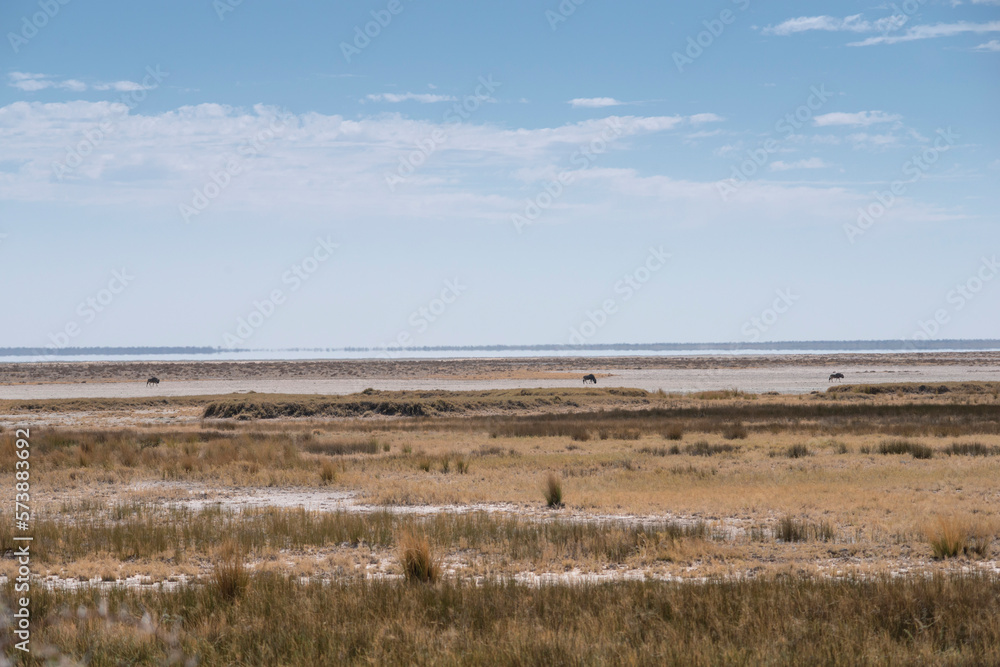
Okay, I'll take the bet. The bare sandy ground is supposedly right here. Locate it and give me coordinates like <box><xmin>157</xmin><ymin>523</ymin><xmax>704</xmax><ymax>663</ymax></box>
<box><xmin>1</xmin><ymin>361</ymin><xmax>999</xmax><ymax>399</ymax></box>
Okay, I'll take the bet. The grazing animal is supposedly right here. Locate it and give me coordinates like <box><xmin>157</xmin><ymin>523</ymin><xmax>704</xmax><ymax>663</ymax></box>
<box><xmin>583</xmin><ymin>374</ymin><xmax>597</xmax><ymax>385</ymax></box>
<box><xmin>146</xmin><ymin>377</ymin><xmax>160</xmax><ymax>386</ymax></box>
<box><xmin>829</xmin><ymin>372</ymin><xmax>845</xmax><ymax>382</ymax></box>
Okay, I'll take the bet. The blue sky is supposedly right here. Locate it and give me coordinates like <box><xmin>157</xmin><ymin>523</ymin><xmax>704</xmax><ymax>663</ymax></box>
<box><xmin>1</xmin><ymin>0</ymin><xmax>998</xmax><ymax>349</ymax></box>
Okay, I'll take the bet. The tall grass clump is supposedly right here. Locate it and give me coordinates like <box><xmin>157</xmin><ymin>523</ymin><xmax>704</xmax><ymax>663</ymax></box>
<box><xmin>319</xmin><ymin>460</ymin><xmax>337</xmax><ymax>484</ymax></box>
<box><xmin>543</xmin><ymin>473</ymin><xmax>564</xmax><ymax>508</ymax></box>
<box><xmin>877</xmin><ymin>439</ymin><xmax>933</xmax><ymax>459</ymax></box>
<box><xmin>721</xmin><ymin>423</ymin><xmax>748</xmax><ymax>440</ymax></box>
<box><xmin>945</xmin><ymin>442</ymin><xmax>1000</xmax><ymax>457</ymax></box>
<box><xmin>305</xmin><ymin>437</ymin><xmax>380</xmax><ymax>456</ymax></box>
<box><xmin>775</xmin><ymin>516</ymin><xmax>834</xmax><ymax>543</ymax></box>
<box><xmin>661</xmin><ymin>423</ymin><xmax>684</xmax><ymax>441</ymax></box>
<box><xmin>685</xmin><ymin>441</ymin><xmax>738</xmax><ymax>457</ymax></box>
<box><xmin>925</xmin><ymin>516</ymin><xmax>993</xmax><ymax>559</ymax></box>
<box><xmin>210</xmin><ymin>540</ymin><xmax>249</xmax><ymax>602</ymax></box>
<box><xmin>399</xmin><ymin>530</ymin><xmax>439</xmax><ymax>583</ymax></box>
<box><xmin>785</xmin><ymin>444</ymin><xmax>811</xmax><ymax>459</ymax></box>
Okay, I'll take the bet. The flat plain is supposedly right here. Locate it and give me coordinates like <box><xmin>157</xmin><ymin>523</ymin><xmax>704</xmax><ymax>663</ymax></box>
<box><xmin>1</xmin><ymin>355</ymin><xmax>999</xmax><ymax>664</ymax></box>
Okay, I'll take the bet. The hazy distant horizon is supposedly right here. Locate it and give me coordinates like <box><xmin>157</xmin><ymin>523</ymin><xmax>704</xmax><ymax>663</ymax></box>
<box><xmin>3</xmin><ymin>339</ymin><xmax>1000</xmax><ymax>364</ymax></box>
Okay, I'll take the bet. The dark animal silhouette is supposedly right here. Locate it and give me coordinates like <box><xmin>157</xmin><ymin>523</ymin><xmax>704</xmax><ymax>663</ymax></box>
<box><xmin>829</xmin><ymin>372</ymin><xmax>845</xmax><ymax>382</ymax></box>
<box><xmin>583</xmin><ymin>374</ymin><xmax>597</xmax><ymax>385</ymax></box>
<box><xmin>146</xmin><ymin>377</ymin><xmax>160</xmax><ymax>386</ymax></box>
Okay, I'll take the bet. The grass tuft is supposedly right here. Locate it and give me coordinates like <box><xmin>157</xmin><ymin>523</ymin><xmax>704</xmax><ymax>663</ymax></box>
<box><xmin>876</xmin><ymin>439</ymin><xmax>933</xmax><ymax>459</ymax></box>
<box><xmin>944</xmin><ymin>442</ymin><xmax>1000</xmax><ymax>457</ymax></box>
<box><xmin>319</xmin><ymin>460</ymin><xmax>337</xmax><ymax>484</ymax></box>
<box><xmin>925</xmin><ymin>516</ymin><xmax>994</xmax><ymax>559</ymax></box>
<box><xmin>785</xmin><ymin>444</ymin><xmax>812</xmax><ymax>458</ymax></box>
<box><xmin>661</xmin><ymin>423</ymin><xmax>684</xmax><ymax>441</ymax></box>
<box><xmin>210</xmin><ymin>540</ymin><xmax>249</xmax><ymax>602</ymax></box>
<box><xmin>543</xmin><ymin>473</ymin><xmax>564</xmax><ymax>508</ymax></box>
<box><xmin>721</xmin><ymin>423</ymin><xmax>748</xmax><ymax>440</ymax></box>
<box><xmin>399</xmin><ymin>530</ymin><xmax>439</xmax><ymax>583</ymax></box>
<box><xmin>685</xmin><ymin>441</ymin><xmax>738</xmax><ymax>457</ymax></box>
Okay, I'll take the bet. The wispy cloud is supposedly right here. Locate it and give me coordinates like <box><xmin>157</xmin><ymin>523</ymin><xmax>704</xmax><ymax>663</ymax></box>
<box><xmin>846</xmin><ymin>132</ymin><xmax>903</xmax><ymax>149</ymax></box>
<box><xmin>762</xmin><ymin>14</ymin><xmax>904</xmax><ymax>36</ymax></box>
<box><xmin>568</xmin><ymin>97</ymin><xmax>624</xmax><ymax>108</ymax></box>
<box><xmin>973</xmin><ymin>39</ymin><xmax>1000</xmax><ymax>51</ymax></box>
<box><xmin>7</xmin><ymin>72</ymin><xmax>153</xmax><ymax>92</ymax></box>
<box><xmin>813</xmin><ymin>111</ymin><xmax>901</xmax><ymax>127</ymax></box>
<box><xmin>365</xmin><ymin>92</ymin><xmax>458</xmax><ymax>103</ymax></box>
<box><xmin>849</xmin><ymin>21</ymin><xmax>1000</xmax><ymax>46</ymax></box>
<box><xmin>770</xmin><ymin>157</ymin><xmax>830</xmax><ymax>171</ymax></box>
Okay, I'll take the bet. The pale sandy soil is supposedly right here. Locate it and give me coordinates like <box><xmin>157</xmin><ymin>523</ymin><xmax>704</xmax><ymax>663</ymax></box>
<box><xmin>3</xmin><ymin>363</ymin><xmax>1000</xmax><ymax>399</ymax></box>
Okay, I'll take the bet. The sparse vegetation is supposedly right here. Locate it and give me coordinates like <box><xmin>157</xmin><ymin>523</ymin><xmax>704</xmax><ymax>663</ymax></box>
<box><xmin>4</xmin><ymin>381</ymin><xmax>1000</xmax><ymax>664</ymax></box>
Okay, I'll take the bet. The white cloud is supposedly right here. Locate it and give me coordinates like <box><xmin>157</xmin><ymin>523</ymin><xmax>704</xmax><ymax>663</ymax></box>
<box><xmin>973</xmin><ymin>39</ymin><xmax>1000</xmax><ymax>51</ymax></box>
<box><xmin>568</xmin><ymin>97</ymin><xmax>624</xmax><ymax>108</ymax></box>
<box><xmin>762</xmin><ymin>14</ymin><xmax>875</xmax><ymax>35</ymax></box>
<box><xmin>0</xmin><ymin>101</ymin><xmax>700</xmax><ymax>216</ymax></box>
<box><xmin>365</xmin><ymin>92</ymin><xmax>458</xmax><ymax>103</ymax></box>
<box><xmin>770</xmin><ymin>158</ymin><xmax>830</xmax><ymax>171</ymax></box>
<box><xmin>0</xmin><ymin>100</ymin><xmax>963</xmax><ymax>234</ymax></box>
<box><xmin>7</xmin><ymin>72</ymin><xmax>153</xmax><ymax>93</ymax></box>
<box><xmin>813</xmin><ymin>111</ymin><xmax>901</xmax><ymax>127</ymax></box>
<box><xmin>850</xmin><ymin>21</ymin><xmax>1000</xmax><ymax>46</ymax></box>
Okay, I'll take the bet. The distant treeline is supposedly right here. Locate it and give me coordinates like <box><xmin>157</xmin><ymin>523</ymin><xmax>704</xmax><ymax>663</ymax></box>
<box><xmin>0</xmin><ymin>346</ymin><xmax>220</xmax><ymax>357</ymax></box>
